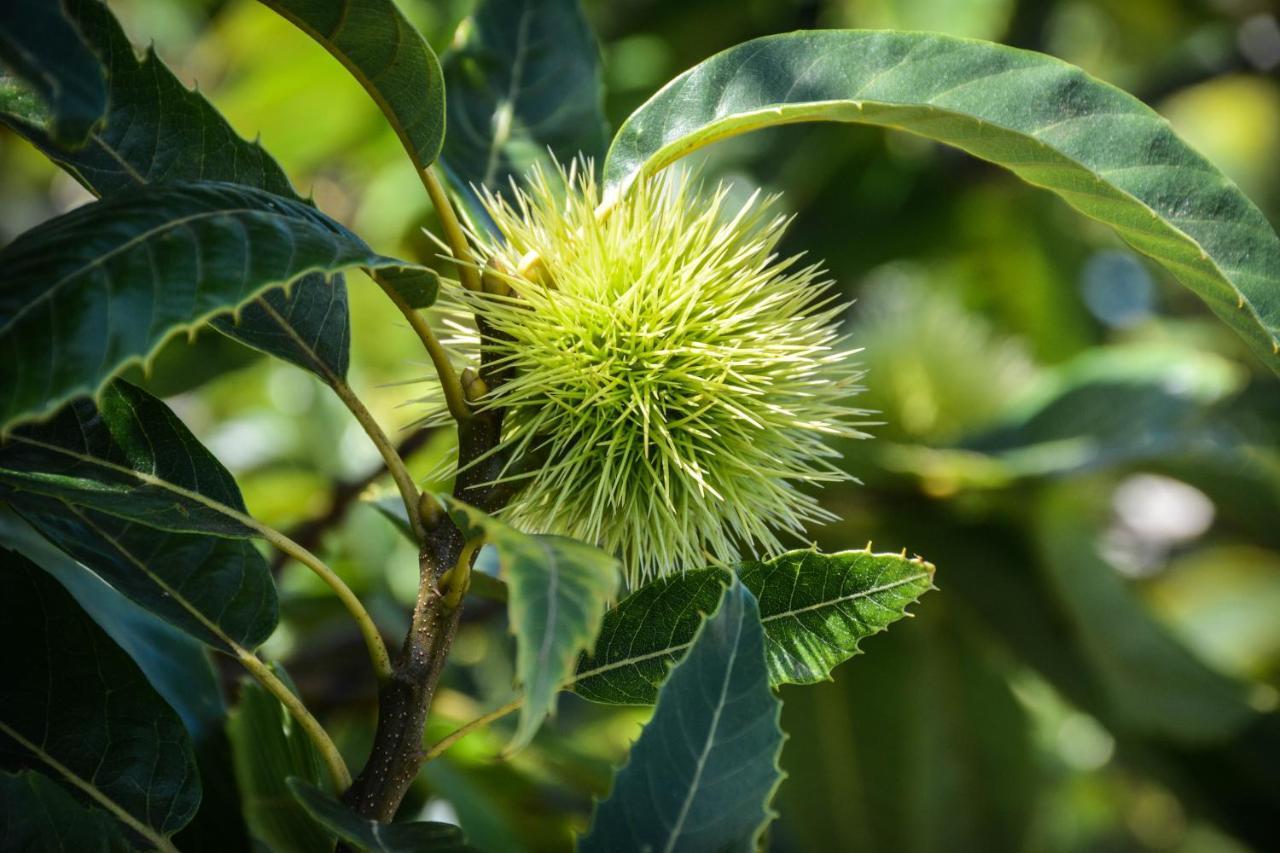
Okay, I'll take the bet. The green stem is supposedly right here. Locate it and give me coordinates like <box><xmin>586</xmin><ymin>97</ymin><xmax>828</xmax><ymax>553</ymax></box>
<box><xmin>0</xmin><ymin>722</ymin><xmax>180</xmax><ymax>852</ymax></box>
<box><xmin>236</xmin><ymin>650</ymin><xmax>353</xmax><ymax>791</ymax></box>
<box><xmin>422</xmin><ymin>696</ymin><xmax>524</xmax><ymax>763</ymax></box>
<box><xmin>255</xmin><ymin>522</ymin><xmax>392</xmax><ymax>683</ymax></box>
<box><xmin>329</xmin><ymin>377</ymin><xmax>425</xmax><ymax>543</ymax></box>
<box><xmin>421</xmin><ymin>167</ymin><xmax>482</xmax><ymax>293</ymax></box>
<box><xmin>372</xmin><ymin>273</ymin><xmax>470</xmax><ymax>423</ymax></box>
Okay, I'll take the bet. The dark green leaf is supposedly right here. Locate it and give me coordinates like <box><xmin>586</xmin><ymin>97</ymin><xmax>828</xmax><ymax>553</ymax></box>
<box><xmin>258</xmin><ymin>0</ymin><xmax>445</xmax><ymax>169</ymax></box>
<box><xmin>0</xmin><ymin>0</ymin><xmax>352</xmax><ymax>385</ymax></box>
<box><xmin>0</xmin><ymin>0</ymin><xmax>106</xmax><ymax>145</ymax></box>
<box><xmin>288</xmin><ymin>777</ymin><xmax>472</xmax><ymax>852</ymax></box>
<box><xmin>0</xmin><ymin>380</ymin><xmax>259</xmax><ymax>538</ymax></box>
<box><xmin>229</xmin><ymin>675</ymin><xmax>333</xmax><ymax>853</ymax></box>
<box><xmin>0</xmin><ymin>181</ymin><xmax>415</xmax><ymax>431</ymax></box>
<box><xmin>440</xmin><ymin>0</ymin><xmax>607</xmax><ymax>212</ymax></box>
<box><xmin>0</xmin><ymin>555</ymin><xmax>200</xmax><ymax>847</ymax></box>
<box><xmin>574</xmin><ymin>548</ymin><xmax>935</xmax><ymax>704</ymax></box>
<box><xmin>605</xmin><ymin>31</ymin><xmax>1280</xmax><ymax>372</ymax></box>
<box><xmin>444</xmin><ymin>496</ymin><xmax>618</xmax><ymax>751</ymax></box>
<box><xmin>581</xmin><ymin>581</ymin><xmax>784</xmax><ymax>853</ymax></box>
<box><xmin>10</xmin><ymin>495</ymin><xmax>278</xmax><ymax>652</ymax></box>
<box><xmin>0</xmin><ymin>770</ymin><xmax>130</xmax><ymax>853</ymax></box>
<box><xmin>0</xmin><ymin>509</ymin><xmax>252</xmax><ymax>852</ymax></box>
<box><xmin>374</xmin><ymin>265</ymin><xmax>441</xmax><ymax>309</ymax></box>
<box><xmin>0</xmin><ymin>508</ymin><xmax>225</xmax><ymax>739</ymax></box>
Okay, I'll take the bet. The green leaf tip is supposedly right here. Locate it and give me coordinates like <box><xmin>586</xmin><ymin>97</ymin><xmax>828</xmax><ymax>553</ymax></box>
<box><xmin>580</xmin><ymin>580</ymin><xmax>786</xmax><ymax>852</ymax></box>
<box><xmin>440</xmin><ymin>495</ymin><xmax>619</xmax><ymax>753</ymax></box>
<box><xmin>574</xmin><ymin>548</ymin><xmax>936</xmax><ymax>705</ymax></box>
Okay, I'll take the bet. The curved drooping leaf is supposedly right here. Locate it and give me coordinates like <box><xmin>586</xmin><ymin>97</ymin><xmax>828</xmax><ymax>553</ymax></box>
<box><xmin>229</xmin><ymin>675</ymin><xmax>333</xmax><ymax>853</ymax></box>
<box><xmin>0</xmin><ymin>770</ymin><xmax>130</xmax><ymax>853</ymax></box>
<box><xmin>0</xmin><ymin>0</ymin><xmax>106</xmax><ymax>146</ymax></box>
<box><xmin>10</xmin><ymin>494</ymin><xmax>278</xmax><ymax>652</ymax></box>
<box><xmin>605</xmin><ymin>31</ymin><xmax>1280</xmax><ymax>373</ymax></box>
<box><xmin>258</xmin><ymin>0</ymin><xmax>445</xmax><ymax>169</ymax></box>
<box><xmin>288</xmin><ymin>778</ymin><xmax>472</xmax><ymax>852</ymax></box>
<box><xmin>0</xmin><ymin>508</ymin><xmax>225</xmax><ymax>739</ymax></box>
<box><xmin>574</xmin><ymin>549</ymin><xmax>935</xmax><ymax>705</ymax></box>
<box><xmin>0</xmin><ymin>181</ymin><xmax>417</xmax><ymax>431</ymax></box>
<box><xmin>0</xmin><ymin>0</ymin><xmax>352</xmax><ymax>385</ymax></box>
<box><xmin>0</xmin><ymin>555</ymin><xmax>200</xmax><ymax>847</ymax></box>
<box><xmin>445</xmin><ymin>496</ymin><xmax>619</xmax><ymax>751</ymax></box>
<box><xmin>580</xmin><ymin>581</ymin><xmax>784</xmax><ymax>853</ymax></box>
<box><xmin>0</xmin><ymin>509</ymin><xmax>252</xmax><ymax>852</ymax></box>
<box><xmin>0</xmin><ymin>380</ymin><xmax>258</xmax><ymax>537</ymax></box>
<box><xmin>440</xmin><ymin>0</ymin><xmax>607</xmax><ymax>215</ymax></box>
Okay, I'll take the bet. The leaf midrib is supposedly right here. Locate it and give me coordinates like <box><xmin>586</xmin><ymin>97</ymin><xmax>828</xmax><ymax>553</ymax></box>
<box><xmin>0</xmin><ymin>721</ymin><xmax>176</xmax><ymax>852</ymax></box>
<box><xmin>662</xmin><ymin>599</ymin><xmax>743</xmax><ymax>853</ymax></box>
<box><xmin>572</xmin><ymin>569</ymin><xmax>931</xmax><ymax>685</ymax></box>
<box><xmin>5</xmin><ymin>433</ymin><xmax>262</xmax><ymax>536</ymax></box>
<box><xmin>3</xmin><ymin>205</ymin><xmax>292</xmax><ymax>335</ymax></box>
<box><xmin>613</xmin><ymin>85</ymin><xmax>1279</xmax><ymax>356</ymax></box>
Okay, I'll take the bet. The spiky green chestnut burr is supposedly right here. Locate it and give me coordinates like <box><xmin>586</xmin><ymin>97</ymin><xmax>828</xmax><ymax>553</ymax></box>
<box><xmin>434</xmin><ymin>164</ymin><xmax>870</xmax><ymax>585</ymax></box>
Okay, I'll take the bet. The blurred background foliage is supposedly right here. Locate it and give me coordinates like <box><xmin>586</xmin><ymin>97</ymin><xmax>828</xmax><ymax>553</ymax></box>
<box><xmin>3</xmin><ymin>0</ymin><xmax>1279</xmax><ymax>850</ymax></box>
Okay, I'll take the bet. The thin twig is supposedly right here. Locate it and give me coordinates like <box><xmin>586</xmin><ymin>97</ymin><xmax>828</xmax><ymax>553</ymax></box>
<box><xmin>329</xmin><ymin>378</ymin><xmax>425</xmax><ymax>543</ymax></box>
<box><xmin>271</xmin><ymin>428</ymin><xmax>434</xmax><ymax>573</ymax></box>
<box><xmin>422</xmin><ymin>696</ymin><xmax>524</xmax><ymax>763</ymax></box>
<box><xmin>372</xmin><ymin>272</ymin><xmax>470</xmax><ymax>422</ymax></box>
<box><xmin>255</xmin><ymin>521</ymin><xmax>392</xmax><ymax>683</ymax></box>
<box><xmin>236</xmin><ymin>650</ymin><xmax>353</xmax><ymax>790</ymax></box>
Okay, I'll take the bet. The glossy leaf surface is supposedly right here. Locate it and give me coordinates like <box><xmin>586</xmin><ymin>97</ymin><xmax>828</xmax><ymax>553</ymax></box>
<box><xmin>0</xmin><ymin>0</ymin><xmax>353</xmax><ymax>385</ymax></box>
<box><xmin>11</xmin><ymin>495</ymin><xmax>278</xmax><ymax>652</ymax></box>
<box><xmin>0</xmin><ymin>556</ymin><xmax>200</xmax><ymax>846</ymax></box>
<box><xmin>580</xmin><ymin>582</ymin><xmax>784</xmax><ymax>853</ymax></box>
<box><xmin>259</xmin><ymin>0</ymin><xmax>445</xmax><ymax>169</ymax></box>
<box><xmin>0</xmin><ymin>0</ymin><xmax>106</xmax><ymax>145</ymax></box>
<box><xmin>574</xmin><ymin>549</ymin><xmax>934</xmax><ymax>704</ymax></box>
<box><xmin>0</xmin><ymin>379</ymin><xmax>258</xmax><ymax>537</ymax></box>
<box><xmin>0</xmin><ymin>181</ymin><xmax>412</xmax><ymax>430</ymax></box>
<box><xmin>229</xmin><ymin>675</ymin><xmax>333</xmax><ymax>853</ymax></box>
<box><xmin>605</xmin><ymin>31</ymin><xmax>1280</xmax><ymax>372</ymax></box>
<box><xmin>445</xmin><ymin>496</ymin><xmax>619</xmax><ymax>751</ymax></box>
<box><xmin>440</xmin><ymin>0</ymin><xmax>607</xmax><ymax>211</ymax></box>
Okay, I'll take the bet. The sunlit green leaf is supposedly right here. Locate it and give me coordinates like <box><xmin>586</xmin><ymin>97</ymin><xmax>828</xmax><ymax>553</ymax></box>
<box><xmin>574</xmin><ymin>549</ymin><xmax>934</xmax><ymax>704</ymax></box>
<box><xmin>581</xmin><ymin>581</ymin><xmax>784</xmax><ymax>853</ymax></box>
<box><xmin>0</xmin><ymin>0</ymin><xmax>105</xmax><ymax>145</ymax></box>
<box><xmin>440</xmin><ymin>0</ymin><xmax>607</xmax><ymax>215</ymax></box>
<box><xmin>444</xmin><ymin>495</ymin><xmax>619</xmax><ymax>751</ymax></box>
<box><xmin>229</xmin><ymin>674</ymin><xmax>333</xmax><ymax>853</ymax></box>
<box><xmin>288</xmin><ymin>777</ymin><xmax>472</xmax><ymax>852</ymax></box>
<box><xmin>0</xmin><ymin>0</ymin><xmax>353</xmax><ymax>386</ymax></box>
<box><xmin>0</xmin><ymin>555</ymin><xmax>200</xmax><ymax>847</ymax></box>
<box><xmin>606</xmin><ymin>31</ymin><xmax>1280</xmax><ymax>372</ymax></box>
<box><xmin>259</xmin><ymin>0</ymin><xmax>445</xmax><ymax>169</ymax></box>
<box><xmin>0</xmin><ymin>181</ymin><xmax>417</xmax><ymax>430</ymax></box>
